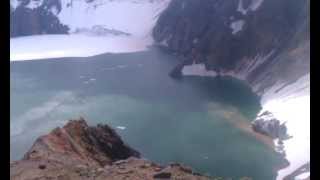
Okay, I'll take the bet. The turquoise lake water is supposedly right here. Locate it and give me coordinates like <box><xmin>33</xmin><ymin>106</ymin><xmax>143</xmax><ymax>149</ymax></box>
<box><xmin>10</xmin><ymin>48</ymin><xmax>284</xmax><ymax>179</ymax></box>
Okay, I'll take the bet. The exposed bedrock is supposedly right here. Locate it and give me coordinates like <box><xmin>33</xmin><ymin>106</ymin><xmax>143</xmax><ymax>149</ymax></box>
<box><xmin>10</xmin><ymin>118</ymin><xmax>211</xmax><ymax>180</ymax></box>
<box><xmin>153</xmin><ymin>0</ymin><xmax>310</xmax><ymax>95</ymax></box>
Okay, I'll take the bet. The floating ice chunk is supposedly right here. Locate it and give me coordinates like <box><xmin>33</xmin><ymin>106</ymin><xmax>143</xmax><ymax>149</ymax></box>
<box><xmin>116</xmin><ymin>126</ymin><xmax>126</xmax><ymax>130</ymax></box>
<box><xmin>117</xmin><ymin>65</ymin><xmax>128</xmax><ymax>69</ymax></box>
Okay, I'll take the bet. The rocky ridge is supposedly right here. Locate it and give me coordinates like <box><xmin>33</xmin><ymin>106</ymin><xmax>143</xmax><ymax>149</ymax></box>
<box><xmin>10</xmin><ymin>118</ymin><xmax>211</xmax><ymax>180</ymax></box>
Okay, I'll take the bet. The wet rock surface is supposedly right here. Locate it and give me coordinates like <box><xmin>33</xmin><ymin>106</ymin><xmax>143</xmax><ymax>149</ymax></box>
<box><xmin>10</xmin><ymin>118</ymin><xmax>211</xmax><ymax>180</ymax></box>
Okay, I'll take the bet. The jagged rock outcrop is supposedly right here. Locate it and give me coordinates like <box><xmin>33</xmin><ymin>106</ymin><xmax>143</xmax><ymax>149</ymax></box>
<box><xmin>153</xmin><ymin>0</ymin><xmax>309</xmax><ymax>95</ymax></box>
<box><xmin>10</xmin><ymin>118</ymin><xmax>211</xmax><ymax>180</ymax></box>
<box><xmin>252</xmin><ymin>111</ymin><xmax>290</xmax><ymax>140</ymax></box>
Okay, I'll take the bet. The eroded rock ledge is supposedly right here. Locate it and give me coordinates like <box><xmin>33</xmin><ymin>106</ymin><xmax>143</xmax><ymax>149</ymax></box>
<box><xmin>10</xmin><ymin>118</ymin><xmax>210</xmax><ymax>180</ymax></box>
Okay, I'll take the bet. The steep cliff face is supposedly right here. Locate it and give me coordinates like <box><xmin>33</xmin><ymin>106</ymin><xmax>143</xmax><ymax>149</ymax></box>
<box><xmin>11</xmin><ymin>118</ymin><xmax>210</xmax><ymax>180</ymax></box>
<box><xmin>153</xmin><ymin>0</ymin><xmax>309</xmax><ymax>95</ymax></box>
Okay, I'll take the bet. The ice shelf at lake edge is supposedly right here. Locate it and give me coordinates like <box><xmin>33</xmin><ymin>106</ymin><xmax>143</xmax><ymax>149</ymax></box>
<box><xmin>10</xmin><ymin>34</ymin><xmax>152</xmax><ymax>61</ymax></box>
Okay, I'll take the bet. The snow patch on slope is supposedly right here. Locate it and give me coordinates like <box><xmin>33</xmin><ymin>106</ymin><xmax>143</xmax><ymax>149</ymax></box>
<box><xmin>26</xmin><ymin>0</ymin><xmax>44</xmax><ymax>9</ymax></box>
<box><xmin>250</xmin><ymin>0</ymin><xmax>265</xmax><ymax>11</ymax></box>
<box><xmin>237</xmin><ymin>0</ymin><xmax>248</xmax><ymax>15</ymax></box>
<box><xmin>10</xmin><ymin>0</ymin><xmax>21</xmax><ymax>9</ymax></box>
<box><xmin>230</xmin><ymin>19</ymin><xmax>245</xmax><ymax>34</ymax></box>
<box><xmin>58</xmin><ymin>0</ymin><xmax>170</xmax><ymax>37</ymax></box>
<box><xmin>295</xmin><ymin>172</ymin><xmax>310</xmax><ymax>180</ymax></box>
<box><xmin>237</xmin><ymin>0</ymin><xmax>264</xmax><ymax>15</ymax></box>
<box><xmin>260</xmin><ymin>74</ymin><xmax>310</xmax><ymax>180</ymax></box>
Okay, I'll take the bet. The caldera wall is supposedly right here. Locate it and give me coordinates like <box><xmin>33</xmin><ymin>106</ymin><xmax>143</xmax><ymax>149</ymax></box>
<box><xmin>152</xmin><ymin>0</ymin><xmax>310</xmax><ymax>179</ymax></box>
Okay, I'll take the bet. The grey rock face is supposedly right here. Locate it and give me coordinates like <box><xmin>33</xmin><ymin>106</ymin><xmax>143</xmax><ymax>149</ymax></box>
<box><xmin>153</xmin><ymin>0</ymin><xmax>310</xmax><ymax>93</ymax></box>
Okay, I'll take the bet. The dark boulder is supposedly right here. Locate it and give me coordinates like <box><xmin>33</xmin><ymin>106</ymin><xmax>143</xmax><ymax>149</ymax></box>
<box><xmin>169</xmin><ymin>63</ymin><xmax>184</xmax><ymax>78</ymax></box>
<box><xmin>153</xmin><ymin>172</ymin><xmax>172</xmax><ymax>179</ymax></box>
